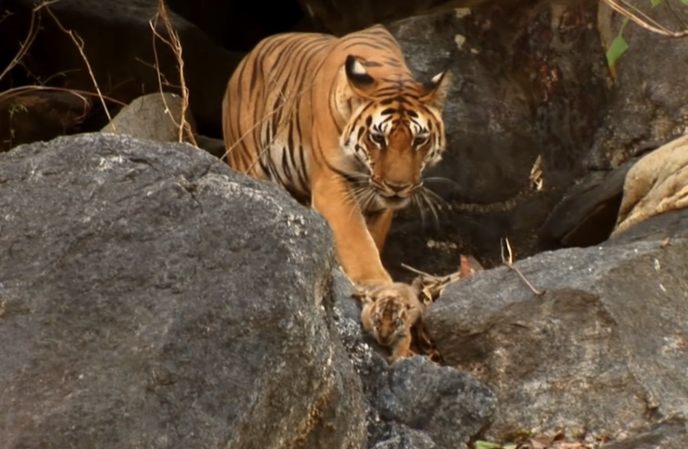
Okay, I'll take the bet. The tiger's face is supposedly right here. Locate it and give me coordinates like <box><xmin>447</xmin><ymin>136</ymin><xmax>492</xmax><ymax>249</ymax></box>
<box><xmin>340</xmin><ymin>56</ymin><xmax>451</xmax><ymax>211</ymax></box>
<box><xmin>368</xmin><ymin>296</ymin><xmax>411</xmax><ymax>346</ymax></box>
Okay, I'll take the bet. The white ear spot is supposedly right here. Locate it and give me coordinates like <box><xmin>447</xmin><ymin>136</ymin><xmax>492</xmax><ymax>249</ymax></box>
<box><xmin>351</xmin><ymin>59</ymin><xmax>368</xmax><ymax>76</ymax></box>
<box><xmin>431</xmin><ymin>72</ymin><xmax>443</xmax><ymax>85</ymax></box>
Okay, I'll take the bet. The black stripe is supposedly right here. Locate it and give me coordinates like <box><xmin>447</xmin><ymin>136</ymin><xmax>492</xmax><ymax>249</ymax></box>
<box><xmin>295</xmin><ymin>145</ymin><xmax>309</xmax><ymax>191</ymax></box>
<box><xmin>281</xmin><ymin>147</ymin><xmax>293</xmax><ymax>181</ymax></box>
<box><xmin>323</xmin><ymin>159</ymin><xmax>364</xmax><ymax>186</ymax></box>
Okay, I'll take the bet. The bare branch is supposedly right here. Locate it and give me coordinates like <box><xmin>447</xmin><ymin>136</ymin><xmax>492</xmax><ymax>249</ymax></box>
<box><xmin>42</xmin><ymin>2</ymin><xmax>113</xmax><ymax>125</ymax></box>
<box><xmin>500</xmin><ymin>237</ymin><xmax>546</xmax><ymax>297</ymax></box>
<box><xmin>602</xmin><ymin>0</ymin><xmax>688</xmax><ymax>37</ymax></box>
<box><xmin>149</xmin><ymin>0</ymin><xmax>197</xmax><ymax>147</ymax></box>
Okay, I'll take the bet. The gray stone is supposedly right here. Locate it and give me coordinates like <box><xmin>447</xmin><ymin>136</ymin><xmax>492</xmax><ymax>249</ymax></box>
<box><xmin>601</xmin><ymin>416</ymin><xmax>688</xmax><ymax>449</ymax></box>
<box><xmin>608</xmin><ymin>209</ymin><xmax>688</xmax><ymax>245</ymax></box>
<box><xmin>332</xmin><ymin>272</ymin><xmax>496</xmax><ymax>449</ymax></box>
<box><xmin>426</xmin><ymin>224</ymin><xmax>688</xmax><ymax>441</ymax></box>
<box><xmin>370</xmin><ymin>425</ymin><xmax>437</xmax><ymax>449</ymax></box>
<box><xmin>0</xmin><ymin>133</ymin><xmax>366</xmax><ymax>449</ymax></box>
<box><xmin>378</xmin><ymin>357</ymin><xmax>497</xmax><ymax>449</ymax></box>
<box><xmin>101</xmin><ymin>92</ymin><xmax>197</xmax><ymax>143</ymax></box>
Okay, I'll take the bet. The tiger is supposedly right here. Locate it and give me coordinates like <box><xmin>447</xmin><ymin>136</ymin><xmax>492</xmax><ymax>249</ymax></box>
<box><xmin>221</xmin><ymin>24</ymin><xmax>451</xmax><ymax>295</ymax></box>
<box><xmin>358</xmin><ymin>282</ymin><xmax>426</xmax><ymax>363</ymax></box>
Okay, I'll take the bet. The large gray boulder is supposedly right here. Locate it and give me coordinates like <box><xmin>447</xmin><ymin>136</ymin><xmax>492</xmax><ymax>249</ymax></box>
<box><xmin>0</xmin><ymin>133</ymin><xmax>366</xmax><ymax>449</ymax></box>
<box><xmin>332</xmin><ymin>270</ymin><xmax>497</xmax><ymax>449</ymax></box>
<box><xmin>425</xmin><ymin>210</ymin><xmax>688</xmax><ymax>444</ymax></box>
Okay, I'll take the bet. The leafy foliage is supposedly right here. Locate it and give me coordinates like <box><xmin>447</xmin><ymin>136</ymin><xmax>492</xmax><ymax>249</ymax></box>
<box><xmin>605</xmin><ymin>0</ymin><xmax>688</xmax><ymax>67</ymax></box>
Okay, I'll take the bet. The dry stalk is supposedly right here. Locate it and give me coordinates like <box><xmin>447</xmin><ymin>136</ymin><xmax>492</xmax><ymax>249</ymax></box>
<box><xmin>602</xmin><ymin>0</ymin><xmax>688</xmax><ymax>37</ymax></box>
<box><xmin>149</xmin><ymin>0</ymin><xmax>197</xmax><ymax>146</ymax></box>
<box><xmin>400</xmin><ymin>255</ymin><xmax>483</xmax><ymax>305</ymax></box>
<box><xmin>1</xmin><ymin>1</ymin><xmax>125</xmax><ymax>128</ymax></box>
<box><xmin>0</xmin><ymin>8</ymin><xmax>39</xmax><ymax>83</ymax></box>
<box><xmin>40</xmin><ymin>2</ymin><xmax>113</xmax><ymax>126</ymax></box>
<box><xmin>0</xmin><ymin>85</ymin><xmax>127</xmax><ymax>125</ymax></box>
<box><xmin>500</xmin><ymin>237</ymin><xmax>545</xmax><ymax>297</ymax></box>
<box><xmin>0</xmin><ymin>1</ymin><xmax>64</xmax><ymax>83</ymax></box>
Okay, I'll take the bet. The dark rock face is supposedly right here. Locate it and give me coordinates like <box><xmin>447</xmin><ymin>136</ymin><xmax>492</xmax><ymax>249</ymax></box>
<box><xmin>537</xmin><ymin>158</ymin><xmax>635</xmax><ymax>249</ymax></box>
<box><xmin>295</xmin><ymin>0</ymin><xmax>543</xmax><ymax>35</ymax></box>
<box><xmin>0</xmin><ymin>91</ymin><xmax>90</xmax><ymax>153</ymax></box>
<box><xmin>424</xmin><ymin>211</ymin><xmax>688</xmax><ymax>442</ymax></box>
<box><xmin>591</xmin><ymin>2</ymin><xmax>688</xmax><ymax>170</ymax></box>
<box><xmin>383</xmin><ymin>1</ymin><xmax>612</xmax><ymax>280</ymax></box>
<box><xmin>296</xmin><ymin>0</ymin><xmax>452</xmax><ymax>35</ymax></box>
<box><xmin>0</xmin><ymin>133</ymin><xmax>366</xmax><ymax>449</ymax></box>
<box><xmin>166</xmin><ymin>0</ymin><xmax>305</xmax><ymax>51</ymax></box>
<box><xmin>0</xmin><ymin>0</ymin><xmax>243</xmax><ymax>137</ymax></box>
<box><xmin>332</xmin><ymin>270</ymin><xmax>497</xmax><ymax>449</ymax></box>
<box><xmin>600</xmin><ymin>416</ymin><xmax>688</xmax><ymax>449</ymax></box>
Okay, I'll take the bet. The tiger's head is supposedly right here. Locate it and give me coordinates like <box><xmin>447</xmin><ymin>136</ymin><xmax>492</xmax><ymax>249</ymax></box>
<box><xmin>359</xmin><ymin>283</ymin><xmax>421</xmax><ymax>347</ymax></box>
<box><xmin>339</xmin><ymin>55</ymin><xmax>452</xmax><ymax>211</ymax></box>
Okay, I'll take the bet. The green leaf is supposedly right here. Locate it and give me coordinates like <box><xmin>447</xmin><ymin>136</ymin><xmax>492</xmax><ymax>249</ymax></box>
<box><xmin>650</xmin><ymin>0</ymin><xmax>664</xmax><ymax>6</ymax></box>
<box><xmin>474</xmin><ymin>441</ymin><xmax>503</xmax><ymax>449</ymax></box>
<box><xmin>606</xmin><ymin>34</ymin><xmax>628</xmax><ymax>67</ymax></box>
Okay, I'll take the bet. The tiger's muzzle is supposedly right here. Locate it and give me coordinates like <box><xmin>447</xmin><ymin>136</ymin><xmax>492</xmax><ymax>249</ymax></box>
<box><xmin>371</xmin><ymin>178</ymin><xmax>421</xmax><ymax>198</ymax></box>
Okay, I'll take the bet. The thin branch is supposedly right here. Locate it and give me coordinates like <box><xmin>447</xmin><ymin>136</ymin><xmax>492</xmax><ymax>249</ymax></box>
<box><xmin>0</xmin><ymin>2</ymin><xmax>43</xmax><ymax>83</ymax></box>
<box><xmin>0</xmin><ymin>84</ymin><xmax>125</xmax><ymax>107</ymax></box>
<box><xmin>149</xmin><ymin>0</ymin><xmax>197</xmax><ymax>146</ymax></box>
<box><xmin>500</xmin><ymin>237</ymin><xmax>545</xmax><ymax>297</ymax></box>
<box><xmin>42</xmin><ymin>3</ymin><xmax>113</xmax><ymax>125</ymax></box>
<box><xmin>602</xmin><ymin>0</ymin><xmax>688</xmax><ymax>37</ymax></box>
<box><xmin>401</xmin><ymin>263</ymin><xmax>436</xmax><ymax>278</ymax></box>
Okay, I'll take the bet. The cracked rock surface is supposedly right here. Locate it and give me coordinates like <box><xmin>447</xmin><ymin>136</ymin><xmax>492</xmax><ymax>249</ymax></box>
<box><xmin>331</xmin><ymin>269</ymin><xmax>497</xmax><ymax>449</ymax></box>
<box><xmin>0</xmin><ymin>133</ymin><xmax>366</xmax><ymax>449</ymax></box>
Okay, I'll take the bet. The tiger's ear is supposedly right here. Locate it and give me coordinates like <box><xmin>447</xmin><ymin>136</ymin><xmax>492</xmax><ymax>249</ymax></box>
<box><xmin>421</xmin><ymin>69</ymin><xmax>452</xmax><ymax>110</ymax></box>
<box><xmin>352</xmin><ymin>286</ymin><xmax>374</xmax><ymax>304</ymax></box>
<box><xmin>345</xmin><ymin>55</ymin><xmax>376</xmax><ymax>98</ymax></box>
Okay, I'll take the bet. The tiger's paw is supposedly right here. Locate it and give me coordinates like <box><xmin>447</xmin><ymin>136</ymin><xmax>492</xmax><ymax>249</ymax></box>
<box><xmin>356</xmin><ymin>282</ymin><xmax>425</xmax><ymax>363</ymax></box>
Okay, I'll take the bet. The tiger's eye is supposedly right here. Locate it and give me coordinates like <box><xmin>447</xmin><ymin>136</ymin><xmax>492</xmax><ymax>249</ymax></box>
<box><xmin>413</xmin><ymin>136</ymin><xmax>428</xmax><ymax>147</ymax></box>
<box><xmin>369</xmin><ymin>133</ymin><xmax>385</xmax><ymax>144</ymax></box>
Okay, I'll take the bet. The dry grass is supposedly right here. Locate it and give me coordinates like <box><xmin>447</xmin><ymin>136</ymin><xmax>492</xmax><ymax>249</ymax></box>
<box><xmin>0</xmin><ymin>0</ymin><xmax>126</xmax><ymax>132</ymax></box>
<box><xmin>1</xmin><ymin>0</ymin><xmax>200</xmax><ymax>143</ymax></box>
<box><xmin>602</xmin><ymin>0</ymin><xmax>688</xmax><ymax>37</ymax></box>
<box><xmin>149</xmin><ymin>0</ymin><xmax>197</xmax><ymax>146</ymax></box>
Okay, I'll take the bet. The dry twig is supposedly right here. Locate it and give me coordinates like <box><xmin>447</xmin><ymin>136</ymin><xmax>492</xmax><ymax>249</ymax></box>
<box><xmin>500</xmin><ymin>237</ymin><xmax>545</xmax><ymax>297</ymax></box>
<box><xmin>42</xmin><ymin>2</ymin><xmax>113</xmax><ymax>125</ymax></box>
<box><xmin>602</xmin><ymin>0</ymin><xmax>688</xmax><ymax>37</ymax></box>
<box><xmin>401</xmin><ymin>254</ymin><xmax>484</xmax><ymax>304</ymax></box>
<box><xmin>0</xmin><ymin>1</ymin><xmax>126</xmax><ymax>130</ymax></box>
<box><xmin>149</xmin><ymin>0</ymin><xmax>197</xmax><ymax>146</ymax></box>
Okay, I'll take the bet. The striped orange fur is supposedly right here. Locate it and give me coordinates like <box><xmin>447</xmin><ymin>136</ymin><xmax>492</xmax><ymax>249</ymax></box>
<box><xmin>222</xmin><ymin>24</ymin><xmax>451</xmax><ymax>287</ymax></box>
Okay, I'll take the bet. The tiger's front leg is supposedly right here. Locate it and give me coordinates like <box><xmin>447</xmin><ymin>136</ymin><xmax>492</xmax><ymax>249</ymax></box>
<box><xmin>311</xmin><ymin>174</ymin><xmax>392</xmax><ymax>286</ymax></box>
<box><xmin>366</xmin><ymin>209</ymin><xmax>394</xmax><ymax>254</ymax></box>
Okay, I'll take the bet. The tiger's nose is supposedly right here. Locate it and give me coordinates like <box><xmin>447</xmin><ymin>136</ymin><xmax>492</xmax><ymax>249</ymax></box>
<box><xmin>385</xmin><ymin>182</ymin><xmax>413</xmax><ymax>193</ymax></box>
<box><xmin>383</xmin><ymin>181</ymin><xmax>416</xmax><ymax>195</ymax></box>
